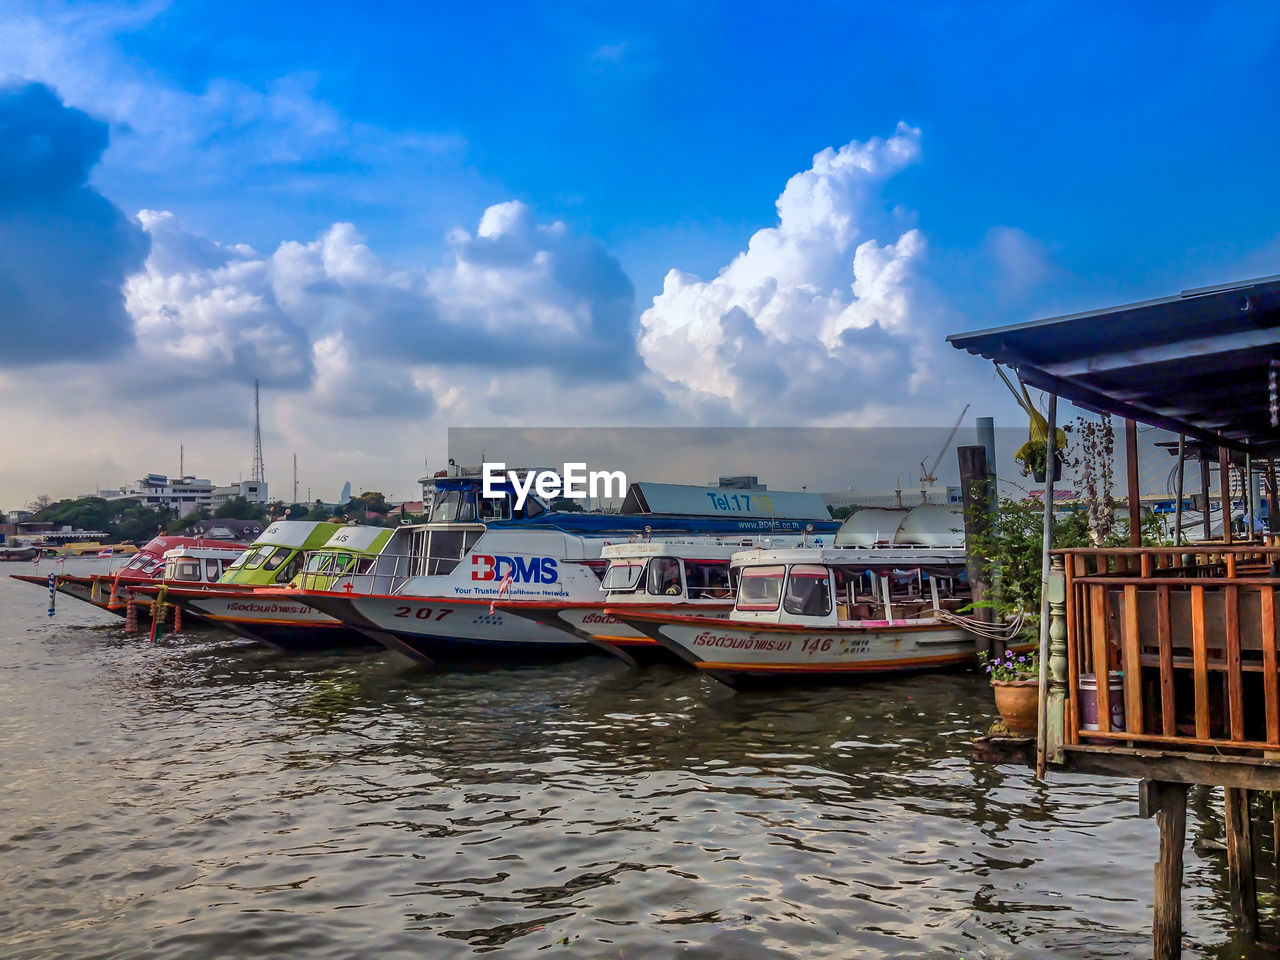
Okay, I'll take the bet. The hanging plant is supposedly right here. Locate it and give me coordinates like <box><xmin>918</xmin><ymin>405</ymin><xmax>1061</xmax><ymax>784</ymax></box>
<box><xmin>996</xmin><ymin>368</ymin><xmax>1068</xmax><ymax>480</ymax></box>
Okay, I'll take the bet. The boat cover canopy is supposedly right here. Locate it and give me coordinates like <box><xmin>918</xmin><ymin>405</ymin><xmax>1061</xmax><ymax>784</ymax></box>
<box><xmin>834</xmin><ymin>504</ymin><xmax>965</xmax><ymax>547</ymax></box>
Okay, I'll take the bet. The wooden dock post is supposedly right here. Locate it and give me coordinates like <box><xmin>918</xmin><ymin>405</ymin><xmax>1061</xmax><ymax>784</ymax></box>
<box><xmin>1141</xmin><ymin>778</ymin><xmax>1188</xmax><ymax>960</ymax></box>
<box><xmin>958</xmin><ymin>444</ymin><xmax>995</xmax><ymax>654</ymax></box>
<box><xmin>1224</xmin><ymin>786</ymin><xmax>1259</xmax><ymax>941</ymax></box>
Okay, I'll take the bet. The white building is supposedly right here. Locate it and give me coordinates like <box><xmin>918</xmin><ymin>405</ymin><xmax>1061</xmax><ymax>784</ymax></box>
<box><xmin>99</xmin><ymin>474</ymin><xmax>269</xmax><ymax>514</ymax></box>
<box><xmin>101</xmin><ymin>474</ymin><xmax>215</xmax><ymax>514</ymax></box>
<box><xmin>212</xmin><ymin>480</ymin><xmax>269</xmax><ymax>508</ymax></box>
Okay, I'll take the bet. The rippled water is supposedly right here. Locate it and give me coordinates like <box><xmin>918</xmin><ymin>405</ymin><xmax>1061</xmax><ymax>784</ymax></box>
<box><xmin>0</xmin><ymin>568</ymin><xmax>1272</xmax><ymax>958</ymax></box>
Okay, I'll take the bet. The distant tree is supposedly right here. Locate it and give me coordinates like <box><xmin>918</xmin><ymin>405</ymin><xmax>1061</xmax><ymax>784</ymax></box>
<box><xmin>359</xmin><ymin>491</ymin><xmax>390</xmax><ymax>514</ymax></box>
<box><xmin>550</xmin><ymin>498</ymin><xmax>585</xmax><ymax>513</ymax></box>
<box><xmin>829</xmin><ymin>505</ymin><xmax>859</xmax><ymax>520</ymax></box>
<box><xmin>214</xmin><ymin>496</ymin><xmax>268</xmax><ymax>521</ymax></box>
<box><xmin>306</xmin><ymin>502</ymin><xmax>333</xmax><ymax>521</ymax></box>
<box><xmin>166</xmin><ymin>508</ymin><xmax>209</xmax><ymax>534</ymax></box>
<box><xmin>26</xmin><ymin>494</ymin><xmax>55</xmax><ymax>514</ymax></box>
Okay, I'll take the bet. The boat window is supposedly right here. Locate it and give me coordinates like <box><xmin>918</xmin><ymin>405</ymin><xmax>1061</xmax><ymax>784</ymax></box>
<box><xmin>736</xmin><ymin>565</ymin><xmax>786</xmax><ymax>611</ymax></box>
<box><xmin>425</xmin><ymin>529</ymin><xmax>482</xmax><ymax>576</ymax></box>
<box><xmin>204</xmin><ymin>559</ymin><xmax>221</xmax><ymax>581</ymax></box>
<box><xmin>783</xmin><ymin>565</ymin><xmax>833</xmax><ymax>617</ymax></box>
<box><xmin>480</xmin><ymin>495</ymin><xmax>510</xmax><ymax>521</ymax></box>
<box><xmin>684</xmin><ymin>560</ymin><xmax>734</xmax><ymax>600</ymax></box>
<box><xmin>431</xmin><ymin>490</ymin><xmax>462</xmax><ymax>522</ymax></box>
<box><xmin>522</xmin><ymin>497</ymin><xmax>545</xmax><ymax>519</ymax></box>
<box><xmin>175</xmin><ymin>560</ymin><xmax>202</xmax><ymax>582</ymax></box>
<box><xmin>241</xmin><ymin>547</ymin><xmax>270</xmax><ymax>570</ymax></box>
<box><xmin>647</xmin><ymin>557</ymin><xmax>683</xmax><ymax>596</ymax></box>
<box><xmin>262</xmin><ymin>547</ymin><xmax>292</xmax><ymax>571</ymax></box>
<box><xmin>603</xmin><ymin>560</ymin><xmax>647</xmax><ymax>593</ymax></box>
<box><xmin>355</xmin><ymin>557</ymin><xmax>376</xmax><ymax>574</ymax></box>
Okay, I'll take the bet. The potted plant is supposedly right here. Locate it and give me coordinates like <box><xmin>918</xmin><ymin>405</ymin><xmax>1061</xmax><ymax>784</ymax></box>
<box><xmin>1015</xmin><ymin>439</ymin><xmax>1065</xmax><ymax>483</ymax></box>
<box><xmin>979</xmin><ymin>648</ymin><xmax>1039</xmax><ymax>736</ymax></box>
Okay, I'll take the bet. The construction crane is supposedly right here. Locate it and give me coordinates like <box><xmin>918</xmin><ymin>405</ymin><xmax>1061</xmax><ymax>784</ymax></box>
<box><xmin>919</xmin><ymin>404</ymin><xmax>971</xmax><ymax>492</ymax></box>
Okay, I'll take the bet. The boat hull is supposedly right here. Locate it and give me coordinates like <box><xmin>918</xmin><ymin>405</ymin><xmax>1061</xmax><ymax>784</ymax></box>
<box><xmin>611</xmin><ymin>611</ymin><xmax>977</xmax><ymax>688</ymax></box>
<box><xmin>498</xmin><ymin>602</ymin><xmax>733</xmax><ymax>667</ymax></box>
<box><xmin>158</xmin><ymin>589</ymin><xmax>377</xmax><ymax>653</ymax></box>
<box><xmin>283</xmin><ymin>591</ymin><xmax>596</xmax><ymax>666</ymax></box>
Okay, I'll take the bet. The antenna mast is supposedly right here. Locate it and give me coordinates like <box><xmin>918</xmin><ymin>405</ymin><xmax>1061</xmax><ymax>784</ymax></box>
<box><xmin>293</xmin><ymin>453</ymin><xmax>298</xmax><ymax>503</ymax></box>
<box><xmin>251</xmin><ymin>379</ymin><xmax>266</xmax><ymax>483</ymax></box>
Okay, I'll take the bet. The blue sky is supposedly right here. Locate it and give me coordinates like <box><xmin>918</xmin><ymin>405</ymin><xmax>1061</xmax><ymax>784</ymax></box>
<box><xmin>1</xmin><ymin>1</ymin><xmax>1278</xmax><ymax>505</ymax></box>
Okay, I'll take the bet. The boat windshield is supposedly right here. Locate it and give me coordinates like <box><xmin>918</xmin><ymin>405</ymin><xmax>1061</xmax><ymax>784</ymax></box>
<box><xmin>782</xmin><ymin>564</ymin><xmax>832</xmax><ymax>617</ymax></box>
<box><xmin>736</xmin><ymin>565</ymin><xmax>786</xmax><ymax>611</ymax></box>
<box><xmin>602</xmin><ymin>560</ymin><xmax>647</xmax><ymax>593</ymax></box>
<box><xmin>431</xmin><ymin>489</ymin><xmax>479</xmax><ymax>523</ymax></box>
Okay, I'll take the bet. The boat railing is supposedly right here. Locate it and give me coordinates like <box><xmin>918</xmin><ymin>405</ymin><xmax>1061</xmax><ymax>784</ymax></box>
<box><xmin>293</xmin><ymin>548</ymin><xmax>466</xmax><ymax>596</ymax></box>
<box><xmin>1055</xmin><ymin>543</ymin><xmax>1280</xmax><ymax>755</ymax></box>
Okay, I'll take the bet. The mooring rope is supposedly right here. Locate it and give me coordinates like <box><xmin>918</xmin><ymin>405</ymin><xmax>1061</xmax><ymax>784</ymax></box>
<box><xmin>931</xmin><ymin>608</ymin><xmax>1028</xmax><ymax>641</ymax></box>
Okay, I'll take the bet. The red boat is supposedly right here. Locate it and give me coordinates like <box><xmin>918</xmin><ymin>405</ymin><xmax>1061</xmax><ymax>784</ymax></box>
<box><xmin>9</xmin><ymin>535</ymin><xmax>246</xmax><ymax>622</ymax></box>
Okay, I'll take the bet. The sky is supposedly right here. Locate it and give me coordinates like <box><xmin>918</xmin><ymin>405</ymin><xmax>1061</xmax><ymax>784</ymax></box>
<box><xmin>1</xmin><ymin>0</ymin><xmax>1279</xmax><ymax>508</ymax></box>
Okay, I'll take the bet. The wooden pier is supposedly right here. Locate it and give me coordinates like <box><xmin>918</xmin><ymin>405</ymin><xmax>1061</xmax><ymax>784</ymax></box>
<box><xmin>950</xmin><ymin>273</ymin><xmax>1280</xmax><ymax>959</ymax></box>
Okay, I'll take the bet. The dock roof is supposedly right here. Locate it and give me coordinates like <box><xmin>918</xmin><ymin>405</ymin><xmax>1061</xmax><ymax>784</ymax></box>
<box><xmin>947</xmin><ymin>274</ymin><xmax>1280</xmax><ymax>454</ymax></box>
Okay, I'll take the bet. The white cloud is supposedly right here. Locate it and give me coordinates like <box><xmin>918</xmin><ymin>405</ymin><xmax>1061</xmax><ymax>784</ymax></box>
<box><xmin>638</xmin><ymin>122</ymin><xmax>943</xmax><ymax>421</ymax></box>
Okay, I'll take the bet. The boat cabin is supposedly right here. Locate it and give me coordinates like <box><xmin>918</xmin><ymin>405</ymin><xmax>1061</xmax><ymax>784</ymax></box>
<box><xmin>161</xmin><ymin>545</ymin><xmax>246</xmax><ymax>584</ymax></box>
<box><xmin>219</xmin><ymin>520</ymin><xmax>344</xmax><ymax>586</ymax></box>
<box><xmin>599</xmin><ymin>539</ymin><xmax>789</xmax><ymax>603</ymax></box>
<box><xmin>291</xmin><ymin>526</ymin><xmax>394</xmax><ymax>590</ymax></box>
<box><xmin>114</xmin><ymin>535</ymin><xmax>243</xmax><ymax>581</ymax></box>
<box><xmin>728</xmin><ymin>547</ymin><xmax>970</xmax><ymax>627</ymax></box>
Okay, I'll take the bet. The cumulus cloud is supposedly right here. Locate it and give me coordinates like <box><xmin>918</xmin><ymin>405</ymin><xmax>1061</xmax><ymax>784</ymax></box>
<box><xmin>121</xmin><ymin>200</ymin><xmax>640</xmax><ymax>413</ymax></box>
<box><xmin>638</xmin><ymin>122</ymin><xmax>942</xmax><ymax>421</ymax></box>
<box><xmin>430</xmin><ymin>200</ymin><xmax>639</xmax><ymax>378</ymax></box>
<box><xmin>0</xmin><ymin>80</ymin><xmax>148</xmax><ymax>366</ymax></box>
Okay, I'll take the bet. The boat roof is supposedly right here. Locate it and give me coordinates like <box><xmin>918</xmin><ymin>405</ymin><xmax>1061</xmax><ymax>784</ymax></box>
<box><xmin>138</xmin><ymin>535</ymin><xmax>245</xmax><ymax>555</ymax></box>
<box><xmin>161</xmin><ymin>545</ymin><xmax>249</xmax><ymax>560</ymax></box>
<box><xmin>730</xmin><ymin>545</ymin><xmax>968</xmax><ymax>571</ymax></box>
<box><xmin>252</xmin><ymin>520</ymin><xmax>344</xmax><ymax>550</ymax></box>
<box><xmin>315</xmin><ymin>525</ymin><xmax>393</xmax><ymax>553</ymax></box>
<box><xmin>600</xmin><ymin>536</ymin><xmax>806</xmax><ymax>561</ymax></box>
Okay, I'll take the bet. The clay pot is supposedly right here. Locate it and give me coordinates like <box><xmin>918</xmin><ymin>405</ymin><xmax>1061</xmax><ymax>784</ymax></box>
<box><xmin>992</xmin><ymin>679</ymin><xmax>1039</xmax><ymax>736</ymax></box>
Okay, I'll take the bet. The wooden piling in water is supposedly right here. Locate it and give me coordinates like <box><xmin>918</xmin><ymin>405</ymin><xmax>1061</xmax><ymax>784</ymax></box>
<box><xmin>957</xmin><ymin>444</ymin><xmax>994</xmax><ymax>655</ymax></box>
<box><xmin>1224</xmin><ymin>786</ymin><xmax>1259</xmax><ymax>941</ymax></box>
<box><xmin>1141</xmin><ymin>778</ymin><xmax>1188</xmax><ymax>960</ymax></box>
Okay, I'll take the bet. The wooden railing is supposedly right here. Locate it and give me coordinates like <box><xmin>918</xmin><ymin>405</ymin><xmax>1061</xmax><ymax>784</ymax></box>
<box><xmin>1056</xmin><ymin>545</ymin><xmax>1280</xmax><ymax>755</ymax></box>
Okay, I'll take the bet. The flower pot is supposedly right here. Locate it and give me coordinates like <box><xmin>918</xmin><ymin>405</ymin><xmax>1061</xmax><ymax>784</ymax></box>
<box><xmin>992</xmin><ymin>679</ymin><xmax>1038</xmax><ymax>736</ymax></box>
<box><xmin>1032</xmin><ymin>455</ymin><xmax>1064</xmax><ymax>484</ymax></box>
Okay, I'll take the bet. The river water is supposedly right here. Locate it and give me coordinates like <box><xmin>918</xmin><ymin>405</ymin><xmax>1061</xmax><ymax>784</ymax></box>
<box><xmin>0</xmin><ymin>566</ymin><xmax>1271</xmax><ymax>959</ymax></box>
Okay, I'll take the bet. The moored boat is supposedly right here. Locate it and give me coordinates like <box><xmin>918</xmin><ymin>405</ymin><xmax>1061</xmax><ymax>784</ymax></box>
<box><xmin>497</xmin><ymin>538</ymin><xmax>790</xmax><ymax>666</ymax></box>
<box><xmin>136</xmin><ymin>521</ymin><xmax>390</xmax><ymax>652</ymax></box>
<box><xmin>8</xmin><ymin>535</ymin><xmax>245</xmax><ymax>620</ymax></box>
<box><xmin>274</xmin><ymin>475</ymin><xmax>840</xmax><ymax>667</ymax></box>
<box><xmin>606</xmin><ymin>544</ymin><xmax>989</xmax><ymax>687</ymax></box>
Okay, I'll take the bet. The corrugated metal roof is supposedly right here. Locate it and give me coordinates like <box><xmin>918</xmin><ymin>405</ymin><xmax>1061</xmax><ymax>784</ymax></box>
<box><xmin>947</xmin><ymin>274</ymin><xmax>1280</xmax><ymax>453</ymax></box>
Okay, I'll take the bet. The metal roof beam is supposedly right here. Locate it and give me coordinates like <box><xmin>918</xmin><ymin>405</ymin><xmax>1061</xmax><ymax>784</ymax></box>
<box><xmin>1041</xmin><ymin>326</ymin><xmax>1280</xmax><ymax>377</ymax></box>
